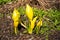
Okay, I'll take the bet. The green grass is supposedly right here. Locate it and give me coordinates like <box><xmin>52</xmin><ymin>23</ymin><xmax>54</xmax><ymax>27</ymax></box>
<box><xmin>0</xmin><ymin>0</ymin><xmax>17</xmax><ymax>5</ymax></box>
<box><xmin>18</xmin><ymin>6</ymin><xmax>25</xmax><ymax>15</ymax></box>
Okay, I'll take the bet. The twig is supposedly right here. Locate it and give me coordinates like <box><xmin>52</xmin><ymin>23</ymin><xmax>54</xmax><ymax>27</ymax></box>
<box><xmin>20</xmin><ymin>22</ymin><xmax>27</xmax><ymax>28</ymax></box>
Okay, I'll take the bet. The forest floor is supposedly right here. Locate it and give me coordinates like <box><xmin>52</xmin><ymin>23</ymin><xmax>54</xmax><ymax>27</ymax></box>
<box><xmin>0</xmin><ymin>0</ymin><xmax>60</xmax><ymax>40</ymax></box>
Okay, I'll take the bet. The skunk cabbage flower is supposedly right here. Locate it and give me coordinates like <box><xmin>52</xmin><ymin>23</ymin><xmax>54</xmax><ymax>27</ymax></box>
<box><xmin>35</xmin><ymin>18</ymin><xmax>42</xmax><ymax>34</ymax></box>
<box><xmin>12</xmin><ymin>8</ymin><xmax>20</xmax><ymax>21</ymax></box>
<box><xmin>12</xmin><ymin>8</ymin><xmax>20</xmax><ymax>35</ymax></box>
<box><xmin>26</xmin><ymin>4</ymin><xmax>33</xmax><ymax>21</ymax></box>
<box><xmin>37</xmin><ymin>18</ymin><xmax>42</xmax><ymax>27</ymax></box>
<box><xmin>28</xmin><ymin>16</ymin><xmax>37</xmax><ymax>34</ymax></box>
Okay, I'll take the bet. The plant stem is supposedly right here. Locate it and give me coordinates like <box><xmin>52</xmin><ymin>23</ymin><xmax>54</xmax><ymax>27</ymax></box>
<box><xmin>21</xmin><ymin>22</ymin><xmax>26</xmax><ymax>28</ymax></box>
<box><xmin>14</xmin><ymin>27</ymin><xmax>17</xmax><ymax>35</ymax></box>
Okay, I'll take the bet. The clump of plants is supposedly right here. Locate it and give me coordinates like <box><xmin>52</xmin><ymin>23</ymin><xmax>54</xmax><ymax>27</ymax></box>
<box><xmin>12</xmin><ymin>4</ymin><xmax>43</xmax><ymax>35</ymax></box>
<box><xmin>11</xmin><ymin>4</ymin><xmax>60</xmax><ymax>40</ymax></box>
<box><xmin>12</xmin><ymin>4</ymin><xmax>60</xmax><ymax>36</ymax></box>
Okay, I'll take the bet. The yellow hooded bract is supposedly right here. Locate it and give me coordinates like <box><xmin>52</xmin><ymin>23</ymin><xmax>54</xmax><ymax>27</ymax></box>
<box><xmin>37</xmin><ymin>18</ymin><xmax>42</xmax><ymax>27</ymax></box>
<box><xmin>28</xmin><ymin>16</ymin><xmax>37</xmax><ymax>34</ymax></box>
<box><xmin>12</xmin><ymin>8</ymin><xmax>20</xmax><ymax>35</ymax></box>
<box><xmin>26</xmin><ymin>4</ymin><xmax>33</xmax><ymax>21</ymax></box>
<box><xmin>30</xmin><ymin>16</ymin><xmax>38</xmax><ymax>29</ymax></box>
<box><xmin>12</xmin><ymin>8</ymin><xmax>20</xmax><ymax>21</ymax></box>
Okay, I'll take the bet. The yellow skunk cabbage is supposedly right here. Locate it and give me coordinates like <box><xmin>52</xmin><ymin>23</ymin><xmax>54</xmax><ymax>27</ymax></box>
<box><xmin>12</xmin><ymin>8</ymin><xmax>20</xmax><ymax>21</ymax></box>
<box><xmin>35</xmin><ymin>18</ymin><xmax>42</xmax><ymax>34</ymax></box>
<box><xmin>28</xmin><ymin>16</ymin><xmax>38</xmax><ymax>34</ymax></box>
<box><xmin>26</xmin><ymin>4</ymin><xmax>33</xmax><ymax>21</ymax></box>
<box><xmin>37</xmin><ymin>18</ymin><xmax>42</xmax><ymax>27</ymax></box>
<box><xmin>12</xmin><ymin>8</ymin><xmax>20</xmax><ymax>35</ymax></box>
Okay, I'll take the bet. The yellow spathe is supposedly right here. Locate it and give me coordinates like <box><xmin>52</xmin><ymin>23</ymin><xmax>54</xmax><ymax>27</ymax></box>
<box><xmin>28</xmin><ymin>16</ymin><xmax>37</xmax><ymax>34</ymax></box>
<box><xmin>12</xmin><ymin>8</ymin><xmax>20</xmax><ymax>35</ymax></box>
<box><xmin>26</xmin><ymin>4</ymin><xmax>33</xmax><ymax>21</ymax></box>
<box><xmin>12</xmin><ymin>8</ymin><xmax>20</xmax><ymax>21</ymax></box>
<box><xmin>37</xmin><ymin>18</ymin><xmax>42</xmax><ymax>27</ymax></box>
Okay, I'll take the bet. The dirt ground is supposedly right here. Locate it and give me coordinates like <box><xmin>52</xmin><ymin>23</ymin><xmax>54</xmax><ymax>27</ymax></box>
<box><xmin>0</xmin><ymin>13</ymin><xmax>60</xmax><ymax>40</ymax></box>
<box><xmin>0</xmin><ymin>14</ymin><xmax>60</xmax><ymax>40</ymax></box>
<box><xmin>0</xmin><ymin>0</ymin><xmax>60</xmax><ymax>40</ymax></box>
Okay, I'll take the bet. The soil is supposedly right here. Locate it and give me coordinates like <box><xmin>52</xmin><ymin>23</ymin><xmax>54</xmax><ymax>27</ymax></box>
<box><xmin>0</xmin><ymin>0</ymin><xmax>60</xmax><ymax>40</ymax></box>
<box><xmin>0</xmin><ymin>14</ymin><xmax>60</xmax><ymax>40</ymax></box>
